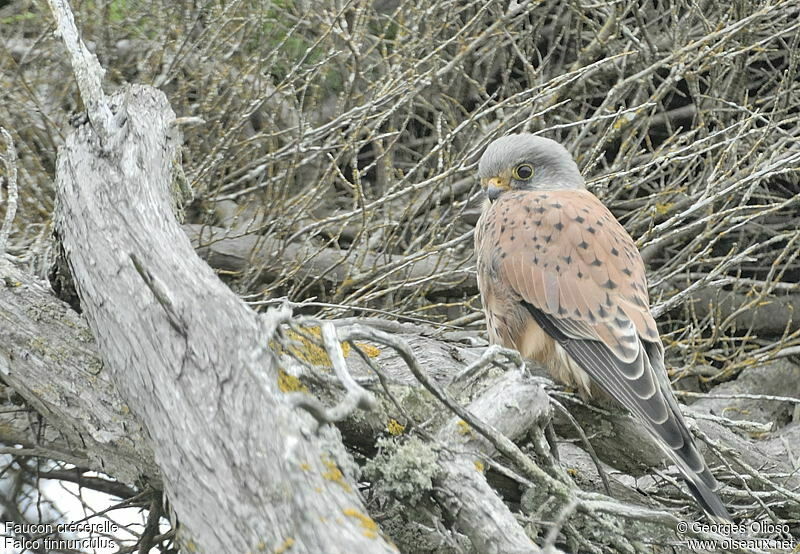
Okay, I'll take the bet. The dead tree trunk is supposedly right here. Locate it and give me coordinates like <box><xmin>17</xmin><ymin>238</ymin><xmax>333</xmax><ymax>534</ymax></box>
<box><xmin>45</xmin><ymin>3</ymin><xmax>399</xmax><ymax>546</ymax></box>
<box><xmin>54</xmin><ymin>83</ymin><xmax>398</xmax><ymax>554</ymax></box>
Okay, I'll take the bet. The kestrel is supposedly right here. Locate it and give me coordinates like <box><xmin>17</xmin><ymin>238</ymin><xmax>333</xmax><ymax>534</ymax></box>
<box><xmin>474</xmin><ymin>134</ymin><xmax>729</xmax><ymax>519</ymax></box>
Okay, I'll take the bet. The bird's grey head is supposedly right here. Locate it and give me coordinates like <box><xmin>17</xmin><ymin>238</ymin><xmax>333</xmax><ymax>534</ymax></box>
<box><xmin>477</xmin><ymin>134</ymin><xmax>585</xmax><ymax>201</ymax></box>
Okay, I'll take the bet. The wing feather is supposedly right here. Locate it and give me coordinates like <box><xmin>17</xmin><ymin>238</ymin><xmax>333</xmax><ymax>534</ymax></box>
<box><xmin>475</xmin><ymin>188</ymin><xmax>729</xmax><ymax>519</ymax></box>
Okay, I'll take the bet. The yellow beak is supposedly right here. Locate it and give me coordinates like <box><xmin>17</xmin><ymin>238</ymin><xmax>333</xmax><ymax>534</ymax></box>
<box><xmin>482</xmin><ymin>175</ymin><xmax>511</xmax><ymax>201</ymax></box>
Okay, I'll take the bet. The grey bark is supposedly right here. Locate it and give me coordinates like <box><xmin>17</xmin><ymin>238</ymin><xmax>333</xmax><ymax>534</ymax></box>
<box><xmin>0</xmin><ymin>258</ymin><xmax>157</xmax><ymax>483</ymax></box>
<box><xmin>3</xmin><ymin>253</ymin><xmax>799</xmax><ymax>550</ymax></box>
<box><xmin>185</xmin><ymin>223</ymin><xmax>477</xmax><ymax>295</ymax></box>
<box><xmin>51</xmin><ymin>84</ymin><xmax>395</xmax><ymax>553</ymax></box>
<box><xmin>432</xmin><ymin>371</ymin><xmax>549</xmax><ymax>554</ymax></box>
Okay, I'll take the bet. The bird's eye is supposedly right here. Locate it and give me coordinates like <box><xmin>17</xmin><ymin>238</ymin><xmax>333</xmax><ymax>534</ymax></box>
<box><xmin>513</xmin><ymin>164</ymin><xmax>534</xmax><ymax>180</ymax></box>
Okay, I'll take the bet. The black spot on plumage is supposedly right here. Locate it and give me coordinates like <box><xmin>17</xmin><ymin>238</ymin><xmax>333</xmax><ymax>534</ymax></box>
<box><xmin>575</xmin><ymin>215</ymin><xmax>585</xmax><ymax>223</ymax></box>
<box><xmin>591</xmin><ymin>258</ymin><xmax>603</xmax><ymax>267</ymax></box>
<box><xmin>598</xmin><ymin>305</ymin><xmax>608</xmax><ymax>318</ymax></box>
<box><xmin>603</xmin><ymin>279</ymin><xmax>617</xmax><ymax>289</ymax></box>
<box><xmin>555</xmin><ymin>265</ymin><xmax>561</xmax><ymax>273</ymax></box>
<box><xmin>535</xmin><ymin>206</ymin><xmax>546</xmax><ymax>214</ymax></box>
<box><xmin>554</xmin><ymin>222</ymin><xmax>564</xmax><ymax>231</ymax></box>
<box><xmin>500</xmin><ymin>225</ymin><xmax>506</xmax><ymax>234</ymax></box>
<box><xmin>500</xmin><ymin>252</ymin><xmax>507</xmax><ymax>259</ymax></box>
<box><xmin>622</xmin><ymin>267</ymin><xmax>633</xmax><ymax>277</ymax></box>
<box><xmin>577</xmin><ymin>271</ymin><xmax>584</xmax><ymax>279</ymax></box>
<box><xmin>558</xmin><ymin>306</ymin><xmax>568</xmax><ymax>315</ymax></box>
<box><xmin>587</xmin><ymin>226</ymin><xmax>596</xmax><ymax>234</ymax></box>
<box><xmin>533</xmin><ymin>256</ymin><xmax>539</xmax><ymax>265</ymax></box>
<box><xmin>574</xmin><ymin>308</ymin><xmax>582</xmax><ymax>317</ymax></box>
<box><xmin>586</xmin><ymin>310</ymin><xmax>596</xmax><ymax>323</ymax></box>
<box><xmin>551</xmin><ymin>202</ymin><xmax>563</xmax><ymax>208</ymax></box>
<box><xmin>611</xmin><ymin>247</ymin><xmax>619</xmax><ymax>256</ymax></box>
<box><xmin>535</xmin><ymin>220</ymin><xmax>543</xmax><ymax>227</ymax></box>
<box><xmin>614</xmin><ymin>317</ymin><xmax>627</xmax><ymax>328</ymax></box>
<box><xmin>524</xmin><ymin>205</ymin><xmax>531</xmax><ymax>213</ymax></box>
<box><xmin>563</xmin><ymin>255</ymin><xmax>572</xmax><ymax>264</ymax></box>
<box><xmin>578</xmin><ymin>241</ymin><xmax>589</xmax><ymax>249</ymax></box>
<box><xmin>544</xmin><ymin>235</ymin><xmax>552</xmax><ymax>243</ymax></box>
<box><xmin>543</xmin><ymin>262</ymin><xmax>549</xmax><ymax>268</ymax></box>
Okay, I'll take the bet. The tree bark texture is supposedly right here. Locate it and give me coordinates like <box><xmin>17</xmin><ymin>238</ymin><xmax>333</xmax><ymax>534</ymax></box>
<box><xmin>0</xmin><ymin>258</ymin><xmax>156</xmax><ymax>483</ymax></box>
<box><xmin>52</xmin><ymin>85</ymin><xmax>396</xmax><ymax>554</ymax></box>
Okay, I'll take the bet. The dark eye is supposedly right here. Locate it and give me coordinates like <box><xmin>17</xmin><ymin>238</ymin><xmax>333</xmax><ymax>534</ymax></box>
<box><xmin>513</xmin><ymin>164</ymin><xmax>533</xmax><ymax>180</ymax></box>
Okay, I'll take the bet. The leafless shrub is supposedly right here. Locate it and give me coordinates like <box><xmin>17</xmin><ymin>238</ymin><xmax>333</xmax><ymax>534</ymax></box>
<box><xmin>2</xmin><ymin>0</ymin><xmax>799</xmax><ymax>551</ymax></box>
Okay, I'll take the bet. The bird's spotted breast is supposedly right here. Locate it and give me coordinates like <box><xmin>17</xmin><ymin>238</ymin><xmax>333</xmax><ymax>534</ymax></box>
<box><xmin>474</xmin><ymin>134</ymin><xmax>730</xmax><ymax>519</ymax></box>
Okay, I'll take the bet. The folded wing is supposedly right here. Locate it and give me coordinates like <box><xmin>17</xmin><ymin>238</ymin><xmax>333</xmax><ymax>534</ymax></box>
<box><xmin>482</xmin><ymin>189</ymin><xmax>729</xmax><ymax>518</ymax></box>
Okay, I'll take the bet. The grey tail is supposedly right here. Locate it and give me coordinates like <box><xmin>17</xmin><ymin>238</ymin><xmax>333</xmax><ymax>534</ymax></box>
<box><xmin>684</xmin><ymin>474</ymin><xmax>731</xmax><ymax>521</ymax></box>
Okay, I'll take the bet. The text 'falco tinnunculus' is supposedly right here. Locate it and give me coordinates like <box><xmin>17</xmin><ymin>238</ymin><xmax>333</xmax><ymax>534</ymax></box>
<box><xmin>474</xmin><ymin>133</ymin><xmax>729</xmax><ymax>520</ymax></box>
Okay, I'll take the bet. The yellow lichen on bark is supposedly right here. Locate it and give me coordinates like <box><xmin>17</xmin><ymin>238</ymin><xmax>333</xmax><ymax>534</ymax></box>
<box><xmin>275</xmin><ymin>327</ymin><xmax>381</xmax><ymax>368</ymax></box>
<box><xmin>322</xmin><ymin>456</ymin><xmax>352</xmax><ymax>492</ymax></box>
<box><xmin>277</xmin><ymin>369</ymin><xmax>308</xmax><ymax>393</ymax></box>
<box><xmin>274</xmin><ymin>537</ymin><xmax>295</xmax><ymax>553</ymax></box>
<box><xmin>342</xmin><ymin>508</ymin><xmax>379</xmax><ymax>539</ymax></box>
<box><xmin>386</xmin><ymin>419</ymin><xmax>405</xmax><ymax>435</ymax></box>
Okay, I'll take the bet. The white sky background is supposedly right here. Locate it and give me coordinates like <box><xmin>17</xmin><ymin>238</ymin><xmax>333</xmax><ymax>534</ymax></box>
<box><xmin>1</xmin><ymin>456</ymin><xmax>167</xmax><ymax>554</ymax></box>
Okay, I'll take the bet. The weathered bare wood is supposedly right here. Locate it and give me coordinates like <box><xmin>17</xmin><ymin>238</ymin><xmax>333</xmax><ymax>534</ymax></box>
<box><xmin>433</xmin><ymin>371</ymin><xmax>549</xmax><ymax>554</ymax></box>
<box><xmin>0</xmin><ymin>128</ymin><xmax>18</xmax><ymax>254</ymax></box>
<box><xmin>0</xmin><ymin>258</ymin><xmax>157</xmax><ymax>483</ymax></box>
<box><xmin>51</xmin><ymin>81</ymin><xmax>396</xmax><ymax>552</ymax></box>
<box><xmin>46</xmin><ymin>0</ymin><xmax>115</xmax><ymax>147</ymax></box>
<box><xmin>4</xmin><ymin>252</ymin><xmax>799</xmax><ymax>548</ymax></box>
<box><xmin>687</xmin><ymin>288</ymin><xmax>800</xmax><ymax>334</ymax></box>
<box><xmin>185</xmin><ymin>223</ymin><xmax>477</xmax><ymax>295</ymax></box>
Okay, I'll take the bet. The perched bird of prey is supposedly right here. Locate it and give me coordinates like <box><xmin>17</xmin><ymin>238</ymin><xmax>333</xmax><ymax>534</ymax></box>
<box><xmin>474</xmin><ymin>134</ymin><xmax>729</xmax><ymax>520</ymax></box>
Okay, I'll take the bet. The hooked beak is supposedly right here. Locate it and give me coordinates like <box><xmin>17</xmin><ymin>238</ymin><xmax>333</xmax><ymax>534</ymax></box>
<box><xmin>482</xmin><ymin>175</ymin><xmax>511</xmax><ymax>201</ymax></box>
